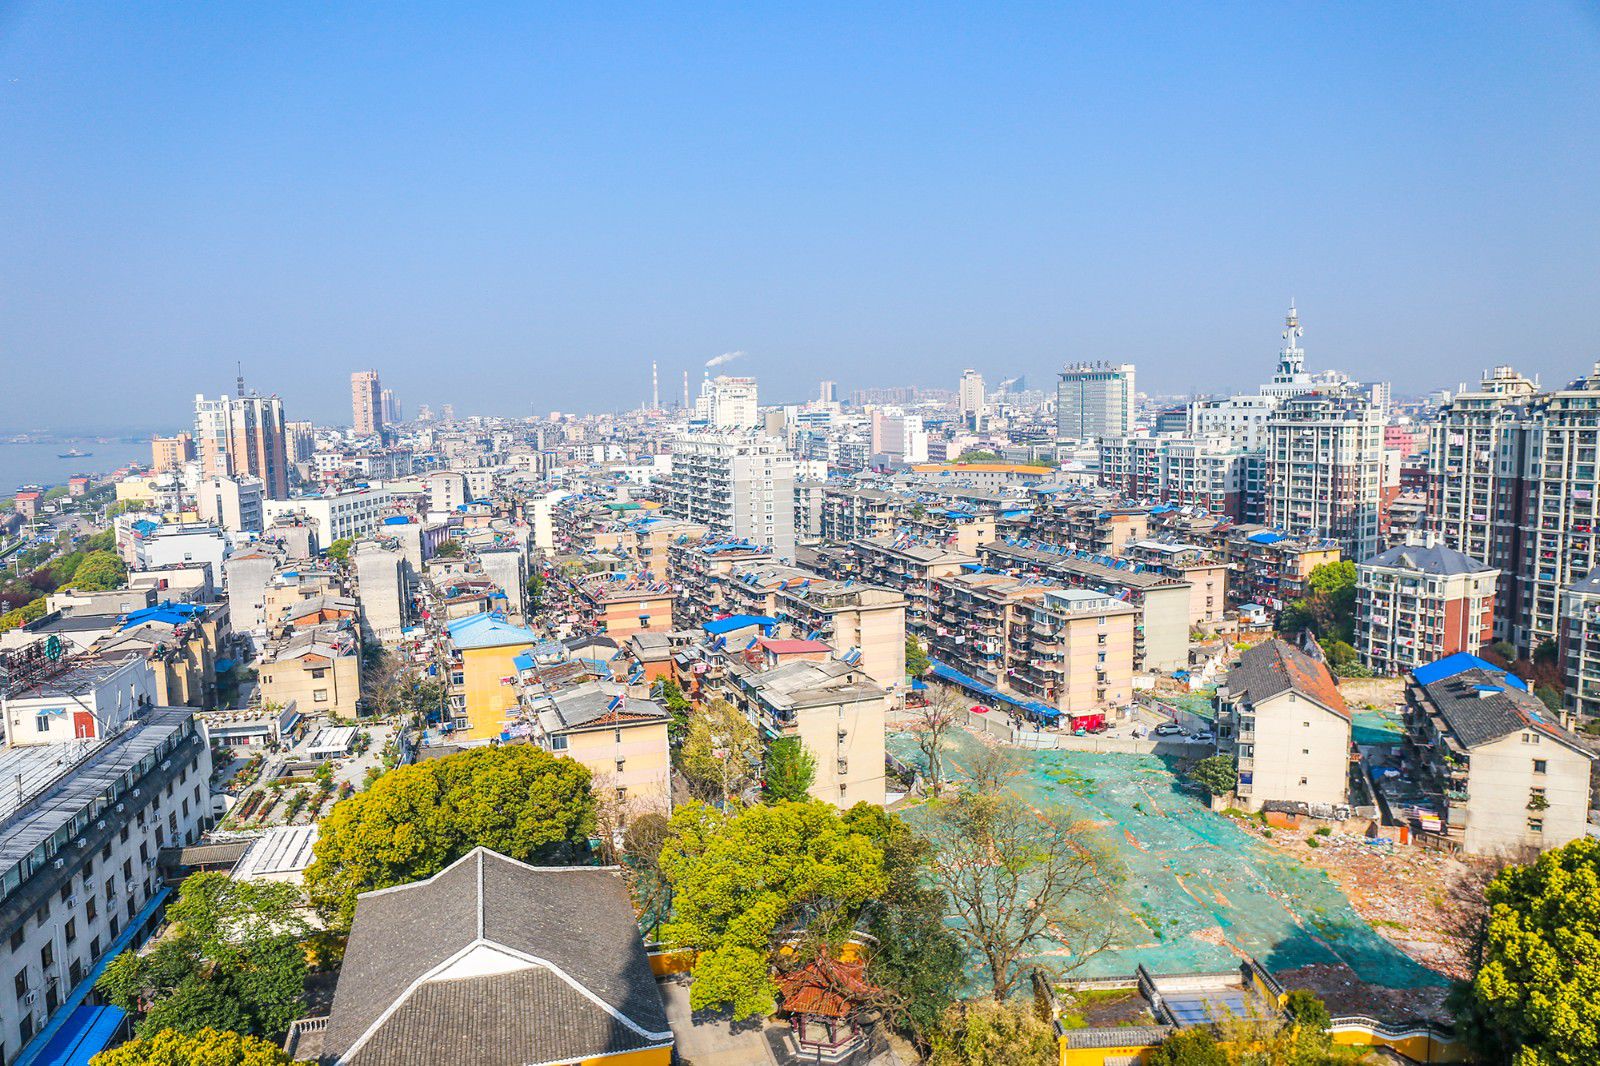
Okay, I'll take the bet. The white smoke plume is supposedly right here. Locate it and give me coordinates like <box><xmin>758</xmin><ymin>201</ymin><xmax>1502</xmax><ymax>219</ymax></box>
<box><xmin>705</xmin><ymin>350</ymin><xmax>746</xmax><ymax>369</ymax></box>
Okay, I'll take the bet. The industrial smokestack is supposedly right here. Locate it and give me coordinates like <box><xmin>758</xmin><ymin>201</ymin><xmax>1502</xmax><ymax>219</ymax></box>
<box><xmin>682</xmin><ymin>370</ymin><xmax>689</xmax><ymax>411</ymax></box>
<box><xmin>651</xmin><ymin>361</ymin><xmax>659</xmax><ymax>410</ymax></box>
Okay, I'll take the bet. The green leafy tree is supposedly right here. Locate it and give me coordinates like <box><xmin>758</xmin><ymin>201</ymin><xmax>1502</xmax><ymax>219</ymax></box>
<box><xmin>1535</xmin><ymin>685</ymin><xmax>1563</xmax><ymax>713</ymax></box>
<box><xmin>955</xmin><ymin>450</ymin><xmax>1002</xmax><ymax>463</ymax></box>
<box><xmin>96</xmin><ymin>875</ymin><xmax>310</xmax><ymax>1040</ymax></box>
<box><xmin>844</xmin><ymin>805</ymin><xmax>965</xmax><ymax>1048</ymax></box>
<box><xmin>105</xmin><ymin>498</ymin><xmax>149</xmax><ymax>518</ymax></box>
<box><xmin>1188</xmin><ymin>755</ymin><xmax>1237</xmax><ymax>798</ymax></box>
<box><xmin>324</xmin><ymin>538</ymin><xmax>354</xmax><ymax>563</ymax></box>
<box><xmin>657</xmin><ymin>678</ymin><xmax>693</xmax><ymax>746</ymax></box>
<box><xmin>927</xmin><ymin>1000</ymin><xmax>1057</xmax><ymax>1066</ymax></box>
<box><xmin>1469</xmin><ymin>838</ymin><xmax>1600</xmax><ymax>1065</ymax></box>
<box><xmin>658</xmin><ymin>800</ymin><xmax>888</xmax><ymax>1020</ymax></box>
<box><xmin>905</xmin><ymin>635</ymin><xmax>930</xmax><ymax>679</ymax></box>
<box><xmin>1145</xmin><ymin>1026</ymin><xmax>1229</xmax><ymax>1066</ymax></box>
<box><xmin>0</xmin><ymin>596</ymin><xmax>48</xmax><ymax>633</ymax></box>
<box><xmin>526</xmin><ymin>572</ymin><xmax>546</xmax><ymax>610</ymax></box>
<box><xmin>1282</xmin><ymin>989</ymin><xmax>1331</xmax><ymax>1032</ymax></box>
<box><xmin>69</xmin><ymin>549</ymin><xmax>127</xmax><ymax>591</ymax></box>
<box><xmin>305</xmin><ymin>745</ymin><xmax>595</xmax><ymax>928</ymax></box>
<box><xmin>678</xmin><ymin>698</ymin><xmax>761</xmax><ymax>804</ymax></box>
<box><xmin>433</xmin><ymin>538</ymin><xmax>463</xmax><ymax>558</ymax></box>
<box><xmin>762</xmin><ymin>737</ymin><xmax>816</xmax><ymax>802</ymax></box>
<box><xmin>89</xmin><ymin>1027</ymin><xmax>293</xmax><ymax>1066</ymax></box>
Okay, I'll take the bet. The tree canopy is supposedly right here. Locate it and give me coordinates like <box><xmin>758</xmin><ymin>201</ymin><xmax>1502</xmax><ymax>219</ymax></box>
<box><xmin>89</xmin><ymin>1028</ymin><xmax>294</xmax><ymax>1066</ymax></box>
<box><xmin>762</xmin><ymin>737</ymin><xmax>816</xmax><ymax>802</ymax></box>
<box><xmin>324</xmin><ymin>538</ymin><xmax>354</xmax><ymax>563</ymax></box>
<box><xmin>658</xmin><ymin>800</ymin><xmax>888</xmax><ymax>1020</ymax></box>
<box><xmin>927</xmin><ymin>1000</ymin><xmax>1058</xmax><ymax>1066</ymax></box>
<box><xmin>678</xmin><ymin>698</ymin><xmax>762</xmax><ymax>804</ymax></box>
<box><xmin>905</xmin><ymin>635</ymin><xmax>930</xmax><ymax>679</ymax></box>
<box><xmin>69</xmin><ymin>549</ymin><xmax>128</xmax><ymax>591</ymax></box>
<box><xmin>96</xmin><ymin>875</ymin><xmax>310</xmax><ymax>1040</ymax></box>
<box><xmin>1468</xmin><ymin>838</ymin><xmax>1600</xmax><ymax>1065</ymax></box>
<box><xmin>304</xmin><ymin>745</ymin><xmax>595</xmax><ymax>927</ymax></box>
<box><xmin>1188</xmin><ymin>755</ymin><xmax>1237</xmax><ymax>798</ymax></box>
<box><xmin>1279</xmin><ymin>561</ymin><xmax>1357</xmax><ymax>644</ymax></box>
<box><xmin>843</xmin><ymin>805</ymin><xmax>965</xmax><ymax>1047</ymax></box>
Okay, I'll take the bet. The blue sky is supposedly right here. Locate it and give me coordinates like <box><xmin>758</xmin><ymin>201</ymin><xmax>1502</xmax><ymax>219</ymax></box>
<box><xmin>2</xmin><ymin>3</ymin><xmax>1598</xmax><ymax>429</ymax></box>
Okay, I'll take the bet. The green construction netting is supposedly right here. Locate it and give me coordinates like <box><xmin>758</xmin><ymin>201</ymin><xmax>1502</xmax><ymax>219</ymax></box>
<box><xmin>889</xmin><ymin>728</ymin><xmax>1445</xmax><ymax>991</ymax></box>
<box><xmin>1351</xmin><ymin>707</ymin><xmax>1405</xmax><ymax>746</ymax></box>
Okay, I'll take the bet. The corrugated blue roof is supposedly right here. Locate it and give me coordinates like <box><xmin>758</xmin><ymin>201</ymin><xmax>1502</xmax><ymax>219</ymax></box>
<box><xmin>27</xmin><ymin>1005</ymin><xmax>125</xmax><ymax>1066</ymax></box>
<box><xmin>512</xmin><ymin>652</ymin><xmax>535</xmax><ymax>672</ymax></box>
<box><xmin>703</xmin><ymin>614</ymin><xmax>777</xmax><ymax>636</ymax></box>
<box><xmin>1412</xmin><ymin>652</ymin><xmax>1528</xmax><ymax>691</ymax></box>
<box><xmin>382</xmin><ymin>515</ymin><xmax>412</xmax><ymax>525</ymax></box>
<box><xmin>1246</xmin><ymin>531</ymin><xmax>1287</xmax><ymax>544</ymax></box>
<box><xmin>120</xmin><ymin>602</ymin><xmax>205</xmax><ymax>630</ymax></box>
<box><xmin>446</xmin><ymin>612</ymin><xmax>539</xmax><ymax>650</ymax></box>
<box><xmin>928</xmin><ymin>660</ymin><xmax>1060</xmax><ymax>722</ymax></box>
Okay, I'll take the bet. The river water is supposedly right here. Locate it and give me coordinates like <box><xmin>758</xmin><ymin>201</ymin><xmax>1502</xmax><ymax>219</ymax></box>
<box><xmin>0</xmin><ymin>438</ymin><xmax>146</xmax><ymax>496</ymax></box>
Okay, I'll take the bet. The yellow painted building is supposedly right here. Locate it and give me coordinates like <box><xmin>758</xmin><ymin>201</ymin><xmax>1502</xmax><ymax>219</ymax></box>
<box><xmin>536</xmin><ymin>683</ymin><xmax>672</xmax><ymax>816</ymax></box>
<box><xmin>445</xmin><ymin>612</ymin><xmax>539</xmax><ymax>741</ymax></box>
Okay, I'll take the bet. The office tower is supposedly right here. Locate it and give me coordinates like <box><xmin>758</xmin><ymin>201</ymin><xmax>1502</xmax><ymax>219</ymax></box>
<box><xmin>380</xmin><ymin>387</ymin><xmax>402</xmax><ymax>424</ymax></box>
<box><xmin>1264</xmin><ymin>388</ymin><xmax>1385</xmax><ymax>561</ymax></box>
<box><xmin>958</xmin><ymin>369</ymin><xmax>986</xmax><ymax>419</ymax></box>
<box><xmin>819</xmin><ymin>380</ymin><xmax>838</xmax><ymax>403</ymax></box>
<box><xmin>1056</xmin><ymin>363</ymin><xmax>1136</xmax><ymax>442</ymax></box>
<box><xmin>440</xmin><ymin>403</ymin><xmax>455</xmax><ymax>422</ymax></box>
<box><xmin>664</xmin><ymin>431</ymin><xmax>796</xmax><ymax>559</ymax></box>
<box><xmin>194</xmin><ymin>391</ymin><xmax>290</xmax><ymax>498</ymax></box>
<box><xmin>352</xmin><ymin>370</ymin><xmax>384</xmax><ymax>436</ymax></box>
<box><xmin>150</xmin><ymin>432</ymin><xmax>194</xmax><ymax>473</ymax></box>
<box><xmin>693</xmin><ymin>375</ymin><xmax>759</xmax><ymax>429</ymax></box>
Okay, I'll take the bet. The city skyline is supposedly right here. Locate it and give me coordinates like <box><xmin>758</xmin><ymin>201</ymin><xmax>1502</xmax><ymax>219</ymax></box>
<box><xmin>3</xmin><ymin>5</ymin><xmax>1599</xmax><ymax>428</ymax></box>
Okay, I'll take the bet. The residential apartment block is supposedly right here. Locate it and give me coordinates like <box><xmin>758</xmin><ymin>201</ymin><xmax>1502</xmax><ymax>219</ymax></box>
<box><xmin>1264</xmin><ymin>389</ymin><xmax>1385</xmax><ymax>563</ymax></box>
<box><xmin>1356</xmin><ymin>536</ymin><xmax>1499</xmax><ymax>676</ymax></box>
<box><xmin>663</xmin><ymin>432</ymin><xmax>796</xmax><ymax>560</ymax></box>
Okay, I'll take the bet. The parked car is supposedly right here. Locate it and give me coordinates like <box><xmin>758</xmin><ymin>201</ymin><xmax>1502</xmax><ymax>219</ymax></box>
<box><xmin>1153</xmin><ymin>722</ymin><xmax>1184</xmax><ymax>737</ymax></box>
<box><xmin>1190</xmin><ymin>729</ymin><xmax>1215</xmax><ymax>744</ymax></box>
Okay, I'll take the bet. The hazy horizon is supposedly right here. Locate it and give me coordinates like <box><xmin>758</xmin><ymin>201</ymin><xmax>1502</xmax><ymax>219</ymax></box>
<box><xmin>4</xmin><ymin>4</ymin><xmax>1598</xmax><ymax>430</ymax></box>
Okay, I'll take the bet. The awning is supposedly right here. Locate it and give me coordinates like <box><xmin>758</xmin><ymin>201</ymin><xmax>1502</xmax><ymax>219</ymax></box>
<box><xmin>928</xmin><ymin>660</ymin><xmax>1060</xmax><ymax>722</ymax></box>
<box><xmin>23</xmin><ymin>1005</ymin><xmax>125</xmax><ymax>1066</ymax></box>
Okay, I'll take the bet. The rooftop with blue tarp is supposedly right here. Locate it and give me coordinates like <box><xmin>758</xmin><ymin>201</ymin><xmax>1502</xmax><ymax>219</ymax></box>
<box><xmin>1412</xmin><ymin>652</ymin><xmax>1528</xmax><ymax>691</ymax></box>
<box><xmin>119</xmin><ymin>602</ymin><xmax>207</xmax><ymax>630</ymax></box>
<box><xmin>928</xmin><ymin>659</ymin><xmax>1060</xmax><ymax>722</ymax></box>
<box><xmin>703</xmin><ymin>614</ymin><xmax>777</xmax><ymax>636</ymax></box>
<box><xmin>24</xmin><ymin>1005</ymin><xmax>125</xmax><ymax>1066</ymax></box>
<box><xmin>1246</xmin><ymin>531</ymin><xmax>1287</xmax><ymax>544</ymax></box>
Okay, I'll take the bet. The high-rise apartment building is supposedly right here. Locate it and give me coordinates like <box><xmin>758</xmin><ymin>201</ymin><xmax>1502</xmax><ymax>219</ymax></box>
<box><xmin>664</xmin><ymin>431</ymin><xmax>796</xmax><ymax>559</ymax></box>
<box><xmin>1429</xmin><ymin>364</ymin><xmax>1600</xmax><ymax>650</ymax></box>
<box><xmin>351</xmin><ymin>369</ymin><xmax>384</xmax><ymax>436</ymax></box>
<box><xmin>194</xmin><ymin>392</ymin><xmax>290</xmax><ymax>498</ymax></box>
<box><xmin>819</xmin><ymin>380</ymin><xmax>838</xmax><ymax>403</ymax></box>
<box><xmin>1264</xmin><ymin>388</ymin><xmax>1384</xmax><ymax>562</ymax></box>
<box><xmin>1056</xmin><ymin>363</ymin><xmax>1135</xmax><ymax>442</ymax></box>
<box><xmin>1355</xmin><ymin>535</ymin><xmax>1499</xmax><ymax>675</ymax></box>
<box><xmin>380</xmin><ymin>387</ymin><xmax>402</xmax><ymax>425</ymax></box>
<box><xmin>285</xmin><ymin>419</ymin><xmax>316</xmax><ymax>463</ymax></box>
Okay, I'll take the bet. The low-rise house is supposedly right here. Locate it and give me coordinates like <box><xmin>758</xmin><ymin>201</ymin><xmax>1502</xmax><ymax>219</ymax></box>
<box><xmin>528</xmin><ymin>683</ymin><xmax>671</xmax><ymax>815</ymax></box>
<box><xmin>257</xmin><ymin>622</ymin><xmax>363</xmax><ymax>719</ymax></box>
<box><xmin>1399</xmin><ymin>653</ymin><xmax>1594</xmax><ymax>857</ymax></box>
<box><xmin>1216</xmin><ymin>639</ymin><xmax>1352</xmax><ymax>813</ymax></box>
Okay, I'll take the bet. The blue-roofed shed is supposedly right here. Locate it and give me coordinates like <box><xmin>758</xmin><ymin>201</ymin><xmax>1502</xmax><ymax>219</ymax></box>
<box><xmin>702</xmin><ymin>614</ymin><xmax>777</xmax><ymax>636</ymax></box>
<box><xmin>24</xmin><ymin>1005</ymin><xmax>126</xmax><ymax>1066</ymax></box>
<box><xmin>1412</xmin><ymin>652</ymin><xmax>1528</xmax><ymax>691</ymax></box>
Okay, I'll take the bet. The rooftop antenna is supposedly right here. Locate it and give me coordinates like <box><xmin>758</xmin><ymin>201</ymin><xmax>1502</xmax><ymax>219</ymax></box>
<box><xmin>235</xmin><ymin>362</ymin><xmax>246</xmax><ymax>398</ymax></box>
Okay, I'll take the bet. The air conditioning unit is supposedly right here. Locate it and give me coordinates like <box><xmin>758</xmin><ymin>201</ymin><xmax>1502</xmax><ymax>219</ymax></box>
<box><xmin>22</xmin><ymin>991</ymin><xmax>36</xmax><ymax>1006</ymax></box>
<box><xmin>96</xmin><ymin>820</ymin><xmax>106</xmax><ymax>830</ymax></box>
<box><xmin>52</xmin><ymin>858</ymin><xmax>65</xmax><ymax>870</ymax></box>
<box><xmin>114</xmin><ymin>803</ymin><xmax>125</xmax><ymax>813</ymax></box>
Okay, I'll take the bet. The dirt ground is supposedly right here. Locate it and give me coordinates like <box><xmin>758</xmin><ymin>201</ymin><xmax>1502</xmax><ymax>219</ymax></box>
<box><xmin>1337</xmin><ymin>675</ymin><xmax>1406</xmax><ymax>710</ymax></box>
<box><xmin>1241</xmin><ymin>819</ymin><xmax>1499</xmax><ymax>1021</ymax></box>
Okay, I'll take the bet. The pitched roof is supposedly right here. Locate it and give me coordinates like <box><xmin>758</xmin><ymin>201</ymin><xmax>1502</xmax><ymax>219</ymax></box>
<box><xmin>445</xmin><ymin>612</ymin><xmax>539</xmax><ymax>651</ymax></box>
<box><xmin>320</xmin><ymin>849</ymin><xmax>670</xmax><ymax>1066</ymax></box>
<box><xmin>1413</xmin><ymin>667</ymin><xmax>1587</xmax><ymax>755</ymax></box>
<box><xmin>1226</xmin><ymin>639</ymin><xmax>1349</xmax><ymax>719</ymax></box>
<box><xmin>1360</xmin><ymin>540</ymin><xmax>1495</xmax><ymax>575</ymax></box>
<box><xmin>1412</xmin><ymin>652</ymin><xmax>1528</xmax><ymax>691</ymax></box>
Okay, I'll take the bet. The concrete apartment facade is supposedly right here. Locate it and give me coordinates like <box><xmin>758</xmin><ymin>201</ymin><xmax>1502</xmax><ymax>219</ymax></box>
<box><xmin>1216</xmin><ymin>640</ymin><xmax>1352</xmax><ymax>813</ymax></box>
<box><xmin>1356</xmin><ymin>536</ymin><xmax>1499</xmax><ymax>676</ymax></box>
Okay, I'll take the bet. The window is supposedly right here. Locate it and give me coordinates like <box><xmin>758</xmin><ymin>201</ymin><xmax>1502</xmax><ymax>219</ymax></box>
<box><xmin>1529</xmin><ymin>818</ymin><xmax>1544</xmax><ymax>834</ymax></box>
<box><xmin>59</xmin><ymin>884</ymin><xmax>70</xmax><ymax>903</ymax></box>
<box><xmin>108</xmin><ymin>917</ymin><xmax>119</xmax><ymax>939</ymax></box>
<box><xmin>40</xmin><ymin>943</ymin><xmax>52</xmax><ymax>970</ymax></box>
<box><xmin>1534</xmin><ymin>759</ymin><xmax>1548</xmax><ymax>774</ymax></box>
<box><xmin>314</xmin><ymin>689</ymin><xmax>329</xmax><ymax>703</ymax></box>
<box><xmin>1298</xmin><ymin>777</ymin><xmax>1308</xmax><ymax>786</ymax></box>
<box><xmin>550</xmin><ymin>734</ymin><xmax>568</xmax><ymax>751</ymax></box>
<box><xmin>8</xmin><ymin>929</ymin><xmax>23</xmax><ymax>952</ymax></box>
<box><xmin>311</xmin><ymin>668</ymin><xmax>327</xmax><ymax>679</ymax></box>
<box><xmin>89</xmin><ymin>937</ymin><xmax>100</xmax><ymax>960</ymax></box>
<box><xmin>34</xmin><ymin>902</ymin><xmax>49</xmax><ymax>927</ymax></box>
<box><xmin>35</xmin><ymin>714</ymin><xmax>51</xmax><ymax>733</ymax></box>
<box><xmin>14</xmin><ymin>970</ymin><xmax>28</xmax><ymax>999</ymax></box>
<box><xmin>86</xmin><ymin>898</ymin><xmax>96</xmax><ymax>922</ymax></box>
<box><xmin>101</xmin><ymin>843</ymin><xmax>111</xmax><ymax>861</ymax></box>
